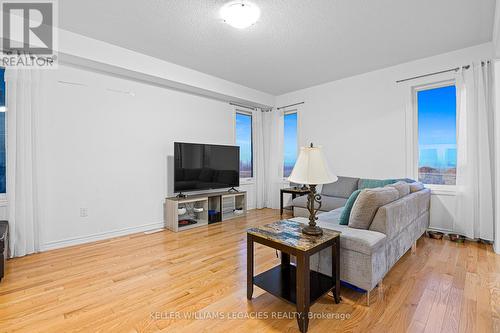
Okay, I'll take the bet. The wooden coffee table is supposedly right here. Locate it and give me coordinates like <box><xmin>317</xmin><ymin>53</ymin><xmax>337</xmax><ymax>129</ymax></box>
<box><xmin>247</xmin><ymin>220</ymin><xmax>341</xmax><ymax>333</ymax></box>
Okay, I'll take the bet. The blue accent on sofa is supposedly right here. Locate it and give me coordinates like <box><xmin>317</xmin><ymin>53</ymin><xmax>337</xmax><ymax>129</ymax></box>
<box><xmin>341</xmin><ymin>280</ymin><xmax>366</xmax><ymax>293</ymax></box>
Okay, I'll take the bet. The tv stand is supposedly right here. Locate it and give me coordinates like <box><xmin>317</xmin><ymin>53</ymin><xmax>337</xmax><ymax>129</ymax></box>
<box><xmin>228</xmin><ymin>187</ymin><xmax>239</xmax><ymax>193</ymax></box>
<box><xmin>165</xmin><ymin>190</ymin><xmax>247</xmax><ymax>232</ymax></box>
<box><xmin>176</xmin><ymin>192</ymin><xmax>187</xmax><ymax>198</ymax></box>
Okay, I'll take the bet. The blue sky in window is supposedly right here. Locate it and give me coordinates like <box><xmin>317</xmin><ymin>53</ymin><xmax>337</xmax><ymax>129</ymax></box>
<box><xmin>417</xmin><ymin>85</ymin><xmax>456</xmax><ymax>168</ymax></box>
<box><xmin>284</xmin><ymin>113</ymin><xmax>297</xmax><ymax>177</ymax></box>
<box><xmin>235</xmin><ymin>113</ymin><xmax>252</xmax><ymax>176</ymax></box>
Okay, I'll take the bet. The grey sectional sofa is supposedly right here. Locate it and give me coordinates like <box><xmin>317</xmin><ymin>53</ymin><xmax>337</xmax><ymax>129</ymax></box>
<box><xmin>290</xmin><ymin>176</ymin><xmax>430</xmax><ymax>304</ymax></box>
<box><xmin>292</xmin><ymin>176</ymin><xmax>359</xmax><ymax>217</ymax></box>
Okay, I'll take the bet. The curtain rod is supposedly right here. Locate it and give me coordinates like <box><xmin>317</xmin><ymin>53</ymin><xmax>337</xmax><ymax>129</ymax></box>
<box><xmin>230</xmin><ymin>102</ymin><xmax>274</xmax><ymax>112</ymax></box>
<box><xmin>396</xmin><ymin>65</ymin><xmax>470</xmax><ymax>84</ymax></box>
<box><xmin>277</xmin><ymin>101</ymin><xmax>304</xmax><ymax>110</ymax></box>
<box><xmin>229</xmin><ymin>102</ymin><xmax>257</xmax><ymax>110</ymax></box>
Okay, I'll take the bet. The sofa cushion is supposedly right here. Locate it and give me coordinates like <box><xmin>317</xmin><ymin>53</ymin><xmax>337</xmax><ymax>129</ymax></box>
<box><xmin>349</xmin><ymin>187</ymin><xmax>399</xmax><ymax>229</ymax></box>
<box><xmin>321</xmin><ymin>176</ymin><xmax>360</xmax><ymax>198</ymax></box>
<box><xmin>339</xmin><ymin>189</ymin><xmax>361</xmax><ymax>225</ymax></box>
<box><xmin>385</xmin><ymin>181</ymin><xmax>410</xmax><ymax>198</ymax></box>
<box><xmin>358</xmin><ymin>178</ymin><xmax>397</xmax><ymax>189</ymax></box>
<box><xmin>409</xmin><ymin>181</ymin><xmax>425</xmax><ymax>193</ymax></box>
<box><xmin>292</xmin><ymin>195</ymin><xmax>347</xmax><ymax>212</ymax></box>
<box><xmin>292</xmin><ymin>209</ymin><xmax>386</xmax><ymax>255</ymax></box>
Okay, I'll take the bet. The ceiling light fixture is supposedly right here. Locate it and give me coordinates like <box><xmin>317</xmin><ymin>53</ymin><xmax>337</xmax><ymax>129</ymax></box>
<box><xmin>220</xmin><ymin>1</ymin><xmax>260</xmax><ymax>29</ymax></box>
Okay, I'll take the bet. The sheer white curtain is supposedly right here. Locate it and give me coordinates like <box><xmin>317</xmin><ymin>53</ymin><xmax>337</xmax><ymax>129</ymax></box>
<box><xmin>454</xmin><ymin>62</ymin><xmax>495</xmax><ymax>240</ymax></box>
<box><xmin>253</xmin><ymin>109</ymin><xmax>266</xmax><ymax>209</ymax></box>
<box><xmin>5</xmin><ymin>69</ymin><xmax>41</xmax><ymax>257</ymax></box>
<box><xmin>263</xmin><ymin>110</ymin><xmax>284</xmax><ymax>209</ymax></box>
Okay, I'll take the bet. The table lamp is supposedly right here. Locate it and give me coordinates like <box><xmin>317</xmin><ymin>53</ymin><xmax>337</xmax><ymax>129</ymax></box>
<box><xmin>288</xmin><ymin>143</ymin><xmax>337</xmax><ymax>235</ymax></box>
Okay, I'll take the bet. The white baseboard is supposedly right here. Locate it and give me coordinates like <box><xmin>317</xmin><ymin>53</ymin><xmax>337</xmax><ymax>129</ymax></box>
<box><xmin>40</xmin><ymin>221</ymin><xmax>165</xmax><ymax>252</ymax></box>
<box><xmin>427</xmin><ymin>227</ymin><xmax>495</xmax><ymax>243</ymax></box>
<box><xmin>426</xmin><ymin>226</ymin><xmax>454</xmax><ymax>234</ymax></box>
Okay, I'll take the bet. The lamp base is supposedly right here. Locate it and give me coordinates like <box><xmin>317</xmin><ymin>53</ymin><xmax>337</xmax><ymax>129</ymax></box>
<box><xmin>302</xmin><ymin>225</ymin><xmax>323</xmax><ymax>236</ymax></box>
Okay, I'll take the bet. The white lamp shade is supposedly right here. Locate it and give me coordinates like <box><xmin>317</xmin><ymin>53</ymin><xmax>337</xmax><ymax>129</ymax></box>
<box><xmin>287</xmin><ymin>145</ymin><xmax>337</xmax><ymax>185</ymax></box>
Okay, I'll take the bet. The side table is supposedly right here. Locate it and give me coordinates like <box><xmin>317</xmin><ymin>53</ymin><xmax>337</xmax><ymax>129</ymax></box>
<box><xmin>280</xmin><ymin>187</ymin><xmax>310</xmax><ymax>216</ymax></box>
<box><xmin>247</xmin><ymin>220</ymin><xmax>341</xmax><ymax>333</ymax></box>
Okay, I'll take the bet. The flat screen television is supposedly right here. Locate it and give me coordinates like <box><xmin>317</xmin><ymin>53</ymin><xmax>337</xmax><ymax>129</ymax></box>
<box><xmin>174</xmin><ymin>142</ymin><xmax>240</xmax><ymax>193</ymax></box>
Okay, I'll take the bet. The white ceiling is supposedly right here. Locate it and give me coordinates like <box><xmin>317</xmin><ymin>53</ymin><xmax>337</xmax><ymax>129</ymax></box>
<box><xmin>59</xmin><ymin>0</ymin><xmax>496</xmax><ymax>95</ymax></box>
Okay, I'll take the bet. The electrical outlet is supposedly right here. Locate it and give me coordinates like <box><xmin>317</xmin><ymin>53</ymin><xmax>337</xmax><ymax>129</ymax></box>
<box><xmin>80</xmin><ymin>208</ymin><xmax>88</xmax><ymax>218</ymax></box>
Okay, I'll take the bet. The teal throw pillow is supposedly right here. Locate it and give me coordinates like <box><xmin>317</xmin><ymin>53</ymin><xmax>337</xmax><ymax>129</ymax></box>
<box><xmin>339</xmin><ymin>189</ymin><xmax>361</xmax><ymax>225</ymax></box>
<box><xmin>358</xmin><ymin>179</ymin><xmax>397</xmax><ymax>189</ymax></box>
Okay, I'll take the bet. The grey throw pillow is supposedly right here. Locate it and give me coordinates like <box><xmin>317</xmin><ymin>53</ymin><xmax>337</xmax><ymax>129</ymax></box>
<box><xmin>385</xmin><ymin>181</ymin><xmax>410</xmax><ymax>198</ymax></box>
<box><xmin>348</xmin><ymin>187</ymin><xmax>399</xmax><ymax>230</ymax></box>
<box><xmin>321</xmin><ymin>176</ymin><xmax>360</xmax><ymax>198</ymax></box>
<box><xmin>409</xmin><ymin>182</ymin><xmax>425</xmax><ymax>193</ymax></box>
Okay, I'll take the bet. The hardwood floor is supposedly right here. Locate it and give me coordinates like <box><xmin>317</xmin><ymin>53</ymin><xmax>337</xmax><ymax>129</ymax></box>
<box><xmin>0</xmin><ymin>208</ymin><xmax>498</xmax><ymax>332</ymax></box>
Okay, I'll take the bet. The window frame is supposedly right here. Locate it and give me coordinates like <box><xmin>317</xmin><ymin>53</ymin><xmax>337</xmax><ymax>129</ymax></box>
<box><xmin>234</xmin><ymin>109</ymin><xmax>254</xmax><ymax>182</ymax></box>
<box><xmin>410</xmin><ymin>78</ymin><xmax>457</xmax><ymax>192</ymax></box>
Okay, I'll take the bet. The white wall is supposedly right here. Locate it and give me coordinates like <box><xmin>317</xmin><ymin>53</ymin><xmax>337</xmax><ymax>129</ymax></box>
<box><xmin>27</xmin><ymin>28</ymin><xmax>270</xmax><ymax>251</ymax></box>
<box><xmin>37</xmin><ymin>65</ymin><xmax>249</xmax><ymax>250</ymax></box>
<box><xmin>58</xmin><ymin>30</ymin><xmax>275</xmax><ymax>108</ymax></box>
<box><xmin>276</xmin><ymin>43</ymin><xmax>493</xmax><ymax>234</ymax></box>
<box><xmin>0</xmin><ymin>28</ymin><xmax>273</xmax><ymax>244</ymax></box>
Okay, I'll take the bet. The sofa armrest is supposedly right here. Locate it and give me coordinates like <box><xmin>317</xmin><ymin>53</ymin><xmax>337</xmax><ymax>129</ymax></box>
<box><xmin>370</xmin><ymin>189</ymin><xmax>431</xmax><ymax>239</ymax></box>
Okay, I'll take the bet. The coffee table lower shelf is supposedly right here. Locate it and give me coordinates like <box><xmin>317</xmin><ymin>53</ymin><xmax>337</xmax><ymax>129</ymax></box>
<box><xmin>254</xmin><ymin>264</ymin><xmax>334</xmax><ymax>305</ymax></box>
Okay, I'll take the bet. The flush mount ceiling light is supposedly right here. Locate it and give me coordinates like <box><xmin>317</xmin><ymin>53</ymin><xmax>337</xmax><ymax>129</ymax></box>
<box><xmin>220</xmin><ymin>1</ymin><xmax>260</xmax><ymax>29</ymax></box>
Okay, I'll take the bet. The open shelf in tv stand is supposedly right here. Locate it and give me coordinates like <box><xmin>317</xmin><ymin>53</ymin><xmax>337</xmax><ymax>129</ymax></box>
<box><xmin>165</xmin><ymin>190</ymin><xmax>247</xmax><ymax>232</ymax></box>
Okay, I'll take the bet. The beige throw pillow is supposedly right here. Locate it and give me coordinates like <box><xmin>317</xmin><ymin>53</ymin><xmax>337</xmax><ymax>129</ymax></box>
<box><xmin>348</xmin><ymin>187</ymin><xmax>399</xmax><ymax>230</ymax></box>
<box><xmin>385</xmin><ymin>181</ymin><xmax>410</xmax><ymax>198</ymax></box>
<box><xmin>409</xmin><ymin>182</ymin><xmax>425</xmax><ymax>193</ymax></box>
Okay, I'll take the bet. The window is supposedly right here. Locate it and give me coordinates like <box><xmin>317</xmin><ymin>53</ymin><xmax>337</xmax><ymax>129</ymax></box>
<box><xmin>235</xmin><ymin>112</ymin><xmax>253</xmax><ymax>178</ymax></box>
<box><xmin>283</xmin><ymin>112</ymin><xmax>298</xmax><ymax>177</ymax></box>
<box><xmin>0</xmin><ymin>68</ymin><xmax>4</xmax><ymax>193</ymax></box>
<box><xmin>416</xmin><ymin>84</ymin><xmax>456</xmax><ymax>185</ymax></box>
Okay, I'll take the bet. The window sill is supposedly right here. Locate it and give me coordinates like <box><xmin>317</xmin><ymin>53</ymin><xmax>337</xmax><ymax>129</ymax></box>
<box><xmin>424</xmin><ymin>184</ymin><xmax>457</xmax><ymax>196</ymax></box>
<box><xmin>239</xmin><ymin>178</ymin><xmax>255</xmax><ymax>185</ymax></box>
